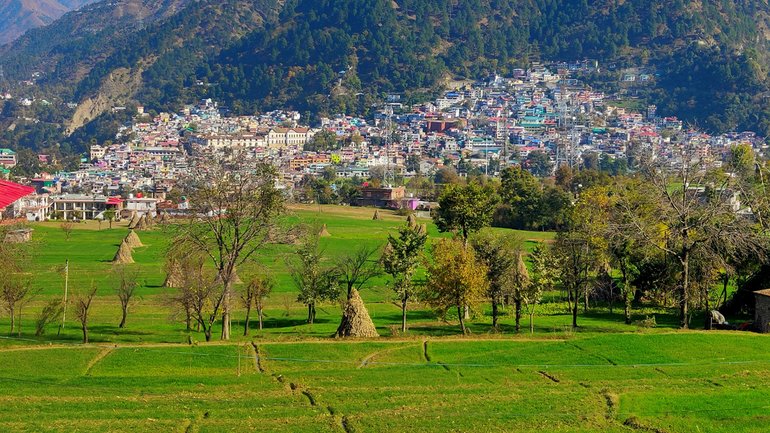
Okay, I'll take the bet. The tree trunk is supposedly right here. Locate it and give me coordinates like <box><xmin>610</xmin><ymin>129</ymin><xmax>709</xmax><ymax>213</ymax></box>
<box><xmin>464</xmin><ymin>305</ymin><xmax>470</xmax><ymax>320</ymax></box>
<box><xmin>258</xmin><ymin>304</ymin><xmax>264</xmax><ymax>330</ymax></box>
<box><xmin>243</xmin><ymin>304</ymin><xmax>252</xmax><ymax>336</ymax></box>
<box><xmin>583</xmin><ymin>289</ymin><xmax>589</xmax><ymax>314</ymax></box>
<box><xmin>307</xmin><ymin>303</ymin><xmax>315</xmax><ymax>324</ymax></box>
<box><xmin>204</xmin><ymin>325</ymin><xmax>212</xmax><ymax>342</ymax></box>
<box><xmin>119</xmin><ymin>306</ymin><xmax>127</xmax><ymax>328</ymax></box>
<box><xmin>529</xmin><ymin>310</ymin><xmax>535</xmax><ymax>333</ymax></box>
<box><xmin>491</xmin><ymin>298</ymin><xmax>499</xmax><ymax>330</ymax></box>
<box><xmin>457</xmin><ymin>305</ymin><xmax>467</xmax><ymax>335</ymax></box>
<box><xmin>401</xmin><ymin>296</ymin><xmax>408</xmax><ymax>333</ymax></box>
<box><xmin>571</xmin><ymin>287</ymin><xmax>579</xmax><ymax>329</ymax></box>
<box><xmin>185</xmin><ymin>307</ymin><xmax>192</xmax><ymax>332</ymax></box>
<box><xmin>622</xmin><ymin>267</ymin><xmax>632</xmax><ymax>324</ymax></box>
<box><xmin>9</xmin><ymin>306</ymin><xmax>14</xmax><ymax>334</ymax></box>
<box><xmin>514</xmin><ymin>298</ymin><xmax>522</xmax><ymax>333</ymax></box>
<box><xmin>680</xmin><ymin>251</ymin><xmax>690</xmax><ymax>329</ymax></box>
<box><xmin>221</xmin><ymin>281</ymin><xmax>232</xmax><ymax>340</ymax></box>
<box><xmin>82</xmin><ymin>324</ymin><xmax>88</xmax><ymax>343</ymax></box>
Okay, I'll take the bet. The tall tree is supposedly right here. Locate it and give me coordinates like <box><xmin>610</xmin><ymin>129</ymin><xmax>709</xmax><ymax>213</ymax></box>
<box><xmin>425</xmin><ymin>238</ymin><xmax>489</xmax><ymax>335</ymax></box>
<box><xmin>433</xmin><ymin>182</ymin><xmax>498</xmax><ymax>246</ymax></box>
<box><xmin>382</xmin><ymin>221</ymin><xmax>428</xmax><ymax>332</ymax></box>
<box><xmin>174</xmin><ymin>155</ymin><xmax>284</xmax><ymax>340</ymax></box>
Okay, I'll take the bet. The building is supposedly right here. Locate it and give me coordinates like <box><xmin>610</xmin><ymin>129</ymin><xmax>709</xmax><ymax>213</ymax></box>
<box><xmin>0</xmin><ymin>179</ymin><xmax>35</xmax><ymax>219</ymax></box>
<box><xmin>123</xmin><ymin>196</ymin><xmax>159</xmax><ymax>218</ymax></box>
<box><xmin>267</xmin><ymin>127</ymin><xmax>317</xmax><ymax>148</ymax></box>
<box><xmin>51</xmin><ymin>195</ymin><xmax>123</xmax><ymax>220</ymax></box>
<box><xmin>754</xmin><ymin>289</ymin><xmax>770</xmax><ymax>332</ymax></box>
<box><xmin>0</xmin><ymin>149</ymin><xmax>17</xmax><ymax>168</ymax></box>
<box><xmin>356</xmin><ymin>186</ymin><xmax>406</xmax><ymax>208</ymax></box>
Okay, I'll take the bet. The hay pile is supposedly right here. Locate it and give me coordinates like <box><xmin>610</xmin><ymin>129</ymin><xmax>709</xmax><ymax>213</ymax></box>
<box><xmin>372</xmin><ymin>209</ymin><xmax>381</xmax><ymax>220</ymax></box>
<box><xmin>163</xmin><ymin>257</ymin><xmax>185</xmax><ymax>288</ymax></box>
<box><xmin>134</xmin><ymin>215</ymin><xmax>147</xmax><ymax>231</ymax></box>
<box><xmin>215</xmin><ymin>268</ymin><xmax>243</xmax><ymax>285</ymax></box>
<box><xmin>319</xmin><ymin>224</ymin><xmax>331</xmax><ymax>237</ymax></box>
<box><xmin>112</xmin><ymin>240</ymin><xmax>134</xmax><ymax>264</ymax></box>
<box><xmin>127</xmin><ymin>212</ymin><xmax>140</xmax><ymax>229</ymax></box>
<box><xmin>124</xmin><ymin>230</ymin><xmax>143</xmax><ymax>248</ymax></box>
<box><xmin>406</xmin><ymin>213</ymin><xmax>417</xmax><ymax>228</ymax></box>
<box><xmin>335</xmin><ymin>289</ymin><xmax>379</xmax><ymax>338</ymax></box>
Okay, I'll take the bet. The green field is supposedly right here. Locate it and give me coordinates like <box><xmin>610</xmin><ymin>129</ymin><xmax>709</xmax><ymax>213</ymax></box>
<box><xmin>2</xmin><ymin>205</ymin><xmax>768</xmax><ymax>432</ymax></box>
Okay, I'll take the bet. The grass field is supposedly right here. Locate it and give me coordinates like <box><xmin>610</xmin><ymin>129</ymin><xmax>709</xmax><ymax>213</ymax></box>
<box><xmin>2</xmin><ymin>205</ymin><xmax>768</xmax><ymax>432</ymax></box>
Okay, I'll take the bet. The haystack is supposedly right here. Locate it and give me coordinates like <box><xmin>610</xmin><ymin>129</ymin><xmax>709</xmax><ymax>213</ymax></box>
<box><xmin>112</xmin><ymin>240</ymin><xmax>134</xmax><ymax>264</ymax></box>
<box><xmin>336</xmin><ymin>289</ymin><xmax>379</xmax><ymax>338</ymax></box>
<box><xmin>163</xmin><ymin>258</ymin><xmax>184</xmax><ymax>288</ymax></box>
<box><xmin>134</xmin><ymin>215</ymin><xmax>147</xmax><ymax>231</ymax></box>
<box><xmin>418</xmin><ymin>223</ymin><xmax>428</xmax><ymax>236</ymax></box>
<box><xmin>124</xmin><ymin>230</ymin><xmax>143</xmax><ymax>248</ymax></box>
<box><xmin>127</xmin><ymin>212</ymin><xmax>140</xmax><ymax>229</ymax></box>
<box><xmin>215</xmin><ymin>268</ymin><xmax>243</xmax><ymax>285</ymax></box>
<box><xmin>146</xmin><ymin>212</ymin><xmax>155</xmax><ymax>226</ymax></box>
<box><xmin>406</xmin><ymin>213</ymin><xmax>417</xmax><ymax>228</ymax></box>
<box><xmin>372</xmin><ymin>209</ymin><xmax>381</xmax><ymax>220</ymax></box>
<box><xmin>319</xmin><ymin>224</ymin><xmax>331</xmax><ymax>237</ymax></box>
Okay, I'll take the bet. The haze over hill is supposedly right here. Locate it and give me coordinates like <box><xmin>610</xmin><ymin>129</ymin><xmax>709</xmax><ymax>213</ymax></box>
<box><xmin>0</xmin><ymin>0</ymin><xmax>95</xmax><ymax>44</ymax></box>
<box><xmin>2</xmin><ymin>0</ymin><xmax>770</xmax><ymax>151</ymax></box>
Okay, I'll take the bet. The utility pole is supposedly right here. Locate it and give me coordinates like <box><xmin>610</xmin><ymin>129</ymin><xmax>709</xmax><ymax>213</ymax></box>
<box><xmin>58</xmin><ymin>259</ymin><xmax>69</xmax><ymax>336</ymax></box>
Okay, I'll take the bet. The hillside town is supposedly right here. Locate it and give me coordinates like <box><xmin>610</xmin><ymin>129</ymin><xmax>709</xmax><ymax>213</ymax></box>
<box><xmin>1</xmin><ymin>62</ymin><xmax>766</xmax><ymax>221</ymax></box>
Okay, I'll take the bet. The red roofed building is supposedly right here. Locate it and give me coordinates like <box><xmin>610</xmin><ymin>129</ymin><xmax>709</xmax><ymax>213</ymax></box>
<box><xmin>0</xmin><ymin>180</ymin><xmax>36</xmax><ymax>220</ymax></box>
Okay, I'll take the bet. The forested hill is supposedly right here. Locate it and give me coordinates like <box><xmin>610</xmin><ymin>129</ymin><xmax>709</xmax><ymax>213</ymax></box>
<box><xmin>2</xmin><ymin>0</ymin><xmax>770</xmax><ymax>150</ymax></box>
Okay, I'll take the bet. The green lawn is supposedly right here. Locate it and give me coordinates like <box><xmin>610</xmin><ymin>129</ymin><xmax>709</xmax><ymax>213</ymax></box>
<box><xmin>1</xmin><ymin>333</ymin><xmax>769</xmax><ymax>432</ymax></box>
<box><xmin>1</xmin><ymin>205</ymin><xmax>767</xmax><ymax>432</ymax></box>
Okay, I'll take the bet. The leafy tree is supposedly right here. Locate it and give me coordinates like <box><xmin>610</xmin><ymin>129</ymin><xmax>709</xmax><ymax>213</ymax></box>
<box><xmin>425</xmin><ymin>238</ymin><xmax>489</xmax><ymax>334</ymax></box>
<box><xmin>290</xmin><ymin>231</ymin><xmax>339</xmax><ymax>324</ymax></box>
<box><xmin>470</xmin><ymin>231</ymin><xmax>521</xmax><ymax>330</ymax></box>
<box><xmin>433</xmin><ymin>182</ymin><xmax>498</xmax><ymax>246</ymax></box>
<box><xmin>382</xmin><ymin>221</ymin><xmax>428</xmax><ymax>332</ymax></box>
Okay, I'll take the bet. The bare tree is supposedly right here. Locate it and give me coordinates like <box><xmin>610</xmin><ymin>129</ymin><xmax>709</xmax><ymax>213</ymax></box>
<box><xmin>1</xmin><ymin>276</ymin><xmax>34</xmax><ymax>335</ymax></box>
<box><xmin>242</xmin><ymin>273</ymin><xmax>274</xmax><ymax>335</ymax></box>
<box><xmin>174</xmin><ymin>155</ymin><xmax>284</xmax><ymax>340</ymax></box>
<box><xmin>113</xmin><ymin>265</ymin><xmax>139</xmax><ymax>328</ymax></box>
<box><xmin>74</xmin><ymin>284</ymin><xmax>98</xmax><ymax>343</ymax></box>
<box><xmin>61</xmin><ymin>222</ymin><xmax>73</xmax><ymax>241</ymax></box>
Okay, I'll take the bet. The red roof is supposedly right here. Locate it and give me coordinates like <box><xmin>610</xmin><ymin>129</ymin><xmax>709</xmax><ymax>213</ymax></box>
<box><xmin>106</xmin><ymin>197</ymin><xmax>123</xmax><ymax>205</ymax></box>
<box><xmin>0</xmin><ymin>180</ymin><xmax>35</xmax><ymax>210</ymax></box>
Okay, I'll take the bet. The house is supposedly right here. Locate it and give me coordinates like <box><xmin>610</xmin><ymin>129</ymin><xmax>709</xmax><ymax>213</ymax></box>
<box><xmin>754</xmin><ymin>289</ymin><xmax>770</xmax><ymax>332</ymax></box>
<box><xmin>123</xmin><ymin>196</ymin><xmax>158</xmax><ymax>218</ymax></box>
<box><xmin>0</xmin><ymin>149</ymin><xmax>17</xmax><ymax>168</ymax></box>
<box><xmin>51</xmin><ymin>195</ymin><xmax>124</xmax><ymax>220</ymax></box>
<box><xmin>356</xmin><ymin>186</ymin><xmax>406</xmax><ymax>208</ymax></box>
<box><xmin>0</xmin><ymin>179</ymin><xmax>35</xmax><ymax>220</ymax></box>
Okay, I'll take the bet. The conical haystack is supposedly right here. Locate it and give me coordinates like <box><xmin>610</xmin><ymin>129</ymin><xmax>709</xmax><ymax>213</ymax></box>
<box><xmin>127</xmin><ymin>212</ymin><xmax>140</xmax><ymax>229</ymax></box>
<box><xmin>112</xmin><ymin>240</ymin><xmax>134</xmax><ymax>264</ymax></box>
<box><xmin>319</xmin><ymin>224</ymin><xmax>331</xmax><ymax>237</ymax></box>
<box><xmin>124</xmin><ymin>230</ymin><xmax>143</xmax><ymax>248</ymax></box>
<box><xmin>418</xmin><ymin>223</ymin><xmax>428</xmax><ymax>236</ymax></box>
<box><xmin>215</xmin><ymin>267</ymin><xmax>243</xmax><ymax>285</ymax></box>
<box><xmin>372</xmin><ymin>209</ymin><xmax>381</xmax><ymax>220</ymax></box>
<box><xmin>163</xmin><ymin>257</ymin><xmax>184</xmax><ymax>288</ymax></box>
<box><xmin>146</xmin><ymin>212</ymin><xmax>155</xmax><ymax>227</ymax></box>
<box><xmin>336</xmin><ymin>289</ymin><xmax>379</xmax><ymax>338</ymax></box>
<box><xmin>134</xmin><ymin>215</ymin><xmax>147</xmax><ymax>231</ymax></box>
<box><xmin>406</xmin><ymin>213</ymin><xmax>417</xmax><ymax>228</ymax></box>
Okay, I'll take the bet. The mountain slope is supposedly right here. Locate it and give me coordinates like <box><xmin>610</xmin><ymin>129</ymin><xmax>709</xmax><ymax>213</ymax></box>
<box><xmin>0</xmin><ymin>0</ymin><xmax>95</xmax><ymax>44</ymax></box>
<box><xmin>1</xmin><ymin>0</ymin><xmax>770</xmax><ymax>150</ymax></box>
